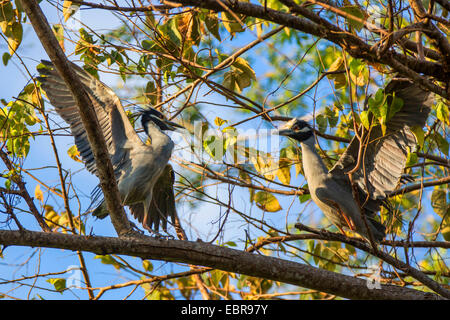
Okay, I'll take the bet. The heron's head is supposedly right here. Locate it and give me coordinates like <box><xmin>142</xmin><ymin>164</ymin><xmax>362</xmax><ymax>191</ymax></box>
<box><xmin>277</xmin><ymin>118</ymin><xmax>313</xmax><ymax>142</ymax></box>
<box><xmin>141</xmin><ymin>107</ymin><xmax>184</xmax><ymax>135</ymax></box>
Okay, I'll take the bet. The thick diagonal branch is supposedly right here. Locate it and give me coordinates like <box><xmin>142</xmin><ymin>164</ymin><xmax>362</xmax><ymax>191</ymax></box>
<box><xmin>0</xmin><ymin>230</ymin><xmax>444</xmax><ymax>300</ymax></box>
<box><xmin>19</xmin><ymin>0</ymin><xmax>131</xmax><ymax>236</ymax></box>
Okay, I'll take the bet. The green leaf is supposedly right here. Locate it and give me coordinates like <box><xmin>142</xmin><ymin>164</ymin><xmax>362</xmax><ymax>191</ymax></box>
<box><xmin>441</xmin><ymin>223</ymin><xmax>450</xmax><ymax>241</ymax></box>
<box><xmin>4</xmin><ymin>179</ymin><xmax>11</xmax><ymax>190</ymax></box>
<box><xmin>63</xmin><ymin>1</ymin><xmax>80</xmax><ymax>22</ymax></box>
<box><xmin>205</xmin><ymin>13</ymin><xmax>221</xmax><ymax>40</ymax></box>
<box><xmin>222</xmin><ymin>11</ymin><xmax>244</xmax><ymax>34</ymax></box>
<box><xmin>410</xmin><ymin>126</ymin><xmax>424</xmax><ymax>149</ymax></box>
<box><xmin>253</xmin><ymin>191</ymin><xmax>282</xmax><ymax>212</ymax></box>
<box><xmin>8</xmin><ymin>21</ymin><xmax>22</xmax><ymax>55</ymax></box>
<box><xmin>434</xmin><ymin>132</ymin><xmax>449</xmax><ymax>155</ymax></box>
<box><xmin>52</xmin><ymin>24</ymin><xmax>65</xmax><ymax>51</ymax></box>
<box><xmin>341</xmin><ymin>5</ymin><xmax>365</xmax><ymax>31</ymax></box>
<box><xmin>2</xmin><ymin>52</ymin><xmax>10</xmax><ymax>66</ymax></box>
<box><xmin>95</xmin><ymin>255</ymin><xmax>125</xmax><ymax>270</ymax></box>
<box><xmin>232</xmin><ymin>58</ymin><xmax>256</xmax><ymax>82</ymax></box>
<box><xmin>0</xmin><ymin>1</ymin><xmax>14</xmax><ymax>24</ymax></box>
<box><xmin>214</xmin><ymin>116</ymin><xmax>227</xmax><ymax>127</ymax></box>
<box><xmin>360</xmin><ymin>110</ymin><xmax>371</xmax><ymax>130</ymax></box>
<box><xmin>431</xmin><ymin>189</ymin><xmax>448</xmax><ymax>218</ymax></box>
<box><xmin>436</xmin><ymin>102</ymin><xmax>450</xmax><ymax>126</ymax></box>
<box><xmin>223</xmin><ymin>241</ymin><xmax>237</xmax><ymax>247</ymax></box>
<box><xmin>145</xmin><ymin>81</ymin><xmax>157</xmax><ymax>105</ymax></box>
<box><xmin>145</xmin><ymin>11</ymin><xmax>155</xmax><ymax>28</ymax></box>
<box><xmin>348</xmin><ymin>58</ymin><xmax>368</xmax><ymax>86</ymax></box>
<box><xmin>405</xmin><ymin>152</ymin><xmax>418</xmax><ymax>166</ymax></box>
<box><xmin>324</xmin><ymin>106</ymin><xmax>339</xmax><ymax>127</ymax></box>
<box><xmin>327</xmin><ymin>57</ymin><xmax>346</xmax><ymax>89</ymax></box>
<box><xmin>368</xmin><ymin>89</ymin><xmax>385</xmax><ymax>119</ymax></box>
<box><xmin>203</xmin><ymin>135</ymin><xmax>225</xmax><ymax>161</ymax></box>
<box><xmin>387</xmin><ymin>95</ymin><xmax>404</xmax><ymax>121</ymax></box>
<box><xmin>67</xmin><ymin>145</ymin><xmax>82</xmax><ymax>163</ymax></box>
<box><xmin>47</xmin><ymin>278</ymin><xmax>66</xmax><ymax>293</ymax></box>
<box><xmin>142</xmin><ymin>260</ymin><xmax>153</xmax><ymax>272</ymax></box>
<box><xmin>222</xmin><ymin>58</ymin><xmax>256</xmax><ymax>93</ymax></box>
<box><xmin>299</xmin><ymin>192</ymin><xmax>311</xmax><ymax>203</ymax></box>
<box><xmin>316</xmin><ymin>114</ymin><xmax>327</xmax><ymax>133</ymax></box>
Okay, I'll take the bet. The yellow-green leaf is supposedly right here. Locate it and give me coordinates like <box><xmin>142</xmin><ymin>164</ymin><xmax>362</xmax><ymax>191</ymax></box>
<box><xmin>222</xmin><ymin>11</ymin><xmax>244</xmax><ymax>34</ymax></box>
<box><xmin>253</xmin><ymin>191</ymin><xmax>282</xmax><ymax>212</ymax></box>
<box><xmin>142</xmin><ymin>260</ymin><xmax>153</xmax><ymax>272</ymax></box>
<box><xmin>67</xmin><ymin>145</ymin><xmax>82</xmax><ymax>163</ymax></box>
<box><xmin>214</xmin><ymin>116</ymin><xmax>227</xmax><ymax>127</ymax></box>
<box><xmin>0</xmin><ymin>1</ymin><xmax>14</xmax><ymax>23</ymax></box>
<box><xmin>436</xmin><ymin>102</ymin><xmax>450</xmax><ymax>126</ymax></box>
<box><xmin>276</xmin><ymin>160</ymin><xmax>291</xmax><ymax>185</ymax></box>
<box><xmin>410</xmin><ymin>126</ymin><xmax>424</xmax><ymax>149</ymax></box>
<box><xmin>205</xmin><ymin>13</ymin><xmax>221</xmax><ymax>40</ymax></box>
<box><xmin>52</xmin><ymin>24</ymin><xmax>65</xmax><ymax>52</ymax></box>
<box><xmin>34</xmin><ymin>184</ymin><xmax>44</xmax><ymax>202</ymax></box>
<box><xmin>250</xmin><ymin>153</ymin><xmax>276</xmax><ymax>181</ymax></box>
<box><xmin>431</xmin><ymin>189</ymin><xmax>447</xmax><ymax>218</ymax></box>
<box><xmin>441</xmin><ymin>224</ymin><xmax>450</xmax><ymax>241</ymax></box>
<box><xmin>341</xmin><ymin>5</ymin><xmax>365</xmax><ymax>31</ymax></box>
<box><xmin>360</xmin><ymin>110</ymin><xmax>371</xmax><ymax>130</ymax></box>
<box><xmin>63</xmin><ymin>1</ymin><xmax>80</xmax><ymax>22</ymax></box>
<box><xmin>7</xmin><ymin>21</ymin><xmax>22</xmax><ymax>55</ymax></box>
<box><xmin>47</xmin><ymin>278</ymin><xmax>66</xmax><ymax>293</ymax></box>
<box><xmin>327</xmin><ymin>57</ymin><xmax>346</xmax><ymax>89</ymax></box>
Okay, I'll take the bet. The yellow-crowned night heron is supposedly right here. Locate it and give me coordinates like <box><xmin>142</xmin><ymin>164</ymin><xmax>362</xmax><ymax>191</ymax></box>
<box><xmin>37</xmin><ymin>60</ymin><xmax>182</xmax><ymax>232</ymax></box>
<box><xmin>277</xmin><ymin>79</ymin><xmax>434</xmax><ymax>242</ymax></box>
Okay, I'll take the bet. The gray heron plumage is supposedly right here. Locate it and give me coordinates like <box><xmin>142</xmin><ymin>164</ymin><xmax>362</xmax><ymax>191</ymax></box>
<box><xmin>37</xmin><ymin>60</ymin><xmax>181</xmax><ymax>232</ymax></box>
<box><xmin>277</xmin><ymin>79</ymin><xmax>434</xmax><ymax>242</ymax></box>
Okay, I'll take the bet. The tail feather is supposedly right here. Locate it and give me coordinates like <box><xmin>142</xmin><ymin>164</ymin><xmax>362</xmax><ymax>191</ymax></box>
<box><xmin>92</xmin><ymin>201</ymin><xmax>109</xmax><ymax>219</ymax></box>
<box><xmin>129</xmin><ymin>164</ymin><xmax>176</xmax><ymax>232</ymax></box>
<box><xmin>367</xmin><ymin>217</ymin><xmax>386</xmax><ymax>242</ymax></box>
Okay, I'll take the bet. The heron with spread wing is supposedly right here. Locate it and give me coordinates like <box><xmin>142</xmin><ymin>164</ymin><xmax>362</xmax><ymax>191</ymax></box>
<box><xmin>37</xmin><ymin>60</ymin><xmax>182</xmax><ymax>233</ymax></box>
<box><xmin>276</xmin><ymin>79</ymin><xmax>434</xmax><ymax>242</ymax></box>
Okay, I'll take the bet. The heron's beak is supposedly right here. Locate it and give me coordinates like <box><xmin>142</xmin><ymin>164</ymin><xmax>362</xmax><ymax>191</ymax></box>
<box><xmin>277</xmin><ymin>119</ymin><xmax>296</xmax><ymax>136</ymax></box>
<box><xmin>163</xmin><ymin>119</ymin><xmax>185</xmax><ymax>131</ymax></box>
<box><xmin>277</xmin><ymin>128</ymin><xmax>294</xmax><ymax>136</ymax></box>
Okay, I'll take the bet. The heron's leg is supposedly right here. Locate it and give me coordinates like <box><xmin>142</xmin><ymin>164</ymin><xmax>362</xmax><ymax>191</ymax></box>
<box><xmin>329</xmin><ymin>200</ymin><xmax>356</xmax><ymax>232</ymax></box>
<box><xmin>141</xmin><ymin>224</ymin><xmax>174</xmax><ymax>239</ymax></box>
<box><xmin>130</xmin><ymin>221</ymin><xmax>144</xmax><ymax>234</ymax></box>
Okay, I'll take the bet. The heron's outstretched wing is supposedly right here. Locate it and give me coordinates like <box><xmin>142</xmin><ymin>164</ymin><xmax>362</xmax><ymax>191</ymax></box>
<box><xmin>129</xmin><ymin>164</ymin><xmax>176</xmax><ymax>232</ymax></box>
<box><xmin>37</xmin><ymin>60</ymin><xmax>143</xmax><ymax>176</ymax></box>
<box><xmin>329</xmin><ymin>79</ymin><xmax>434</xmax><ymax>202</ymax></box>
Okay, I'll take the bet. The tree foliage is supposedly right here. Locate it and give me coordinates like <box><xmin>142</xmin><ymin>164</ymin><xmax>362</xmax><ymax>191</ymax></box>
<box><xmin>0</xmin><ymin>0</ymin><xmax>448</xmax><ymax>300</ymax></box>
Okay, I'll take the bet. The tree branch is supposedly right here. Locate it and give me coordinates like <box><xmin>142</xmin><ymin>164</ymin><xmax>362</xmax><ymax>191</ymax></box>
<box><xmin>19</xmin><ymin>0</ymin><xmax>132</xmax><ymax>236</ymax></box>
<box><xmin>294</xmin><ymin>223</ymin><xmax>450</xmax><ymax>299</ymax></box>
<box><xmin>0</xmin><ymin>229</ymin><xmax>444</xmax><ymax>300</ymax></box>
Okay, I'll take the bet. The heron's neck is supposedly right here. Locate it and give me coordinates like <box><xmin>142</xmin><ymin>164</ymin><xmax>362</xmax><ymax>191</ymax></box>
<box><xmin>299</xmin><ymin>136</ymin><xmax>328</xmax><ymax>185</ymax></box>
<box><xmin>144</xmin><ymin>122</ymin><xmax>173</xmax><ymax>153</ymax></box>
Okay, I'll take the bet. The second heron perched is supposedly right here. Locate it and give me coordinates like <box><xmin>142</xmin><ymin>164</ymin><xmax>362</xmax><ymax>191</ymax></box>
<box><xmin>37</xmin><ymin>60</ymin><xmax>182</xmax><ymax>232</ymax></box>
<box><xmin>277</xmin><ymin>79</ymin><xmax>434</xmax><ymax>242</ymax></box>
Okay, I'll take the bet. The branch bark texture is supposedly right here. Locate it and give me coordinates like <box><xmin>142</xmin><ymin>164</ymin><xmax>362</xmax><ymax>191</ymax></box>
<box><xmin>19</xmin><ymin>0</ymin><xmax>131</xmax><ymax>236</ymax></box>
<box><xmin>0</xmin><ymin>230</ymin><xmax>444</xmax><ymax>300</ymax></box>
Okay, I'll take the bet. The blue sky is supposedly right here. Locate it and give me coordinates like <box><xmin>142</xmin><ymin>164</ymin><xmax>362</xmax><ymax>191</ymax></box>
<box><xmin>0</xmin><ymin>0</ymin><xmax>446</xmax><ymax>300</ymax></box>
<box><xmin>0</xmin><ymin>1</ymin><xmax>311</xmax><ymax>299</ymax></box>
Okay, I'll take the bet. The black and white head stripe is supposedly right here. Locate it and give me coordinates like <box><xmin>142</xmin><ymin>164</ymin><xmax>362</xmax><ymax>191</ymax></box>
<box><xmin>277</xmin><ymin>118</ymin><xmax>314</xmax><ymax>142</ymax></box>
<box><xmin>141</xmin><ymin>108</ymin><xmax>170</xmax><ymax>132</ymax></box>
<box><xmin>141</xmin><ymin>107</ymin><xmax>184</xmax><ymax>133</ymax></box>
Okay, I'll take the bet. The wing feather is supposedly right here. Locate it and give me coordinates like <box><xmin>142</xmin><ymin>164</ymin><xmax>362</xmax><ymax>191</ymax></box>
<box><xmin>330</xmin><ymin>79</ymin><xmax>434</xmax><ymax>203</ymax></box>
<box><xmin>129</xmin><ymin>164</ymin><xmax>177</xmax><ymax>232</ymax></box>
<box><xmin>37</xmin><ymin>60</ymin><xmax>143</xmax><ymax>176</ymax></box>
